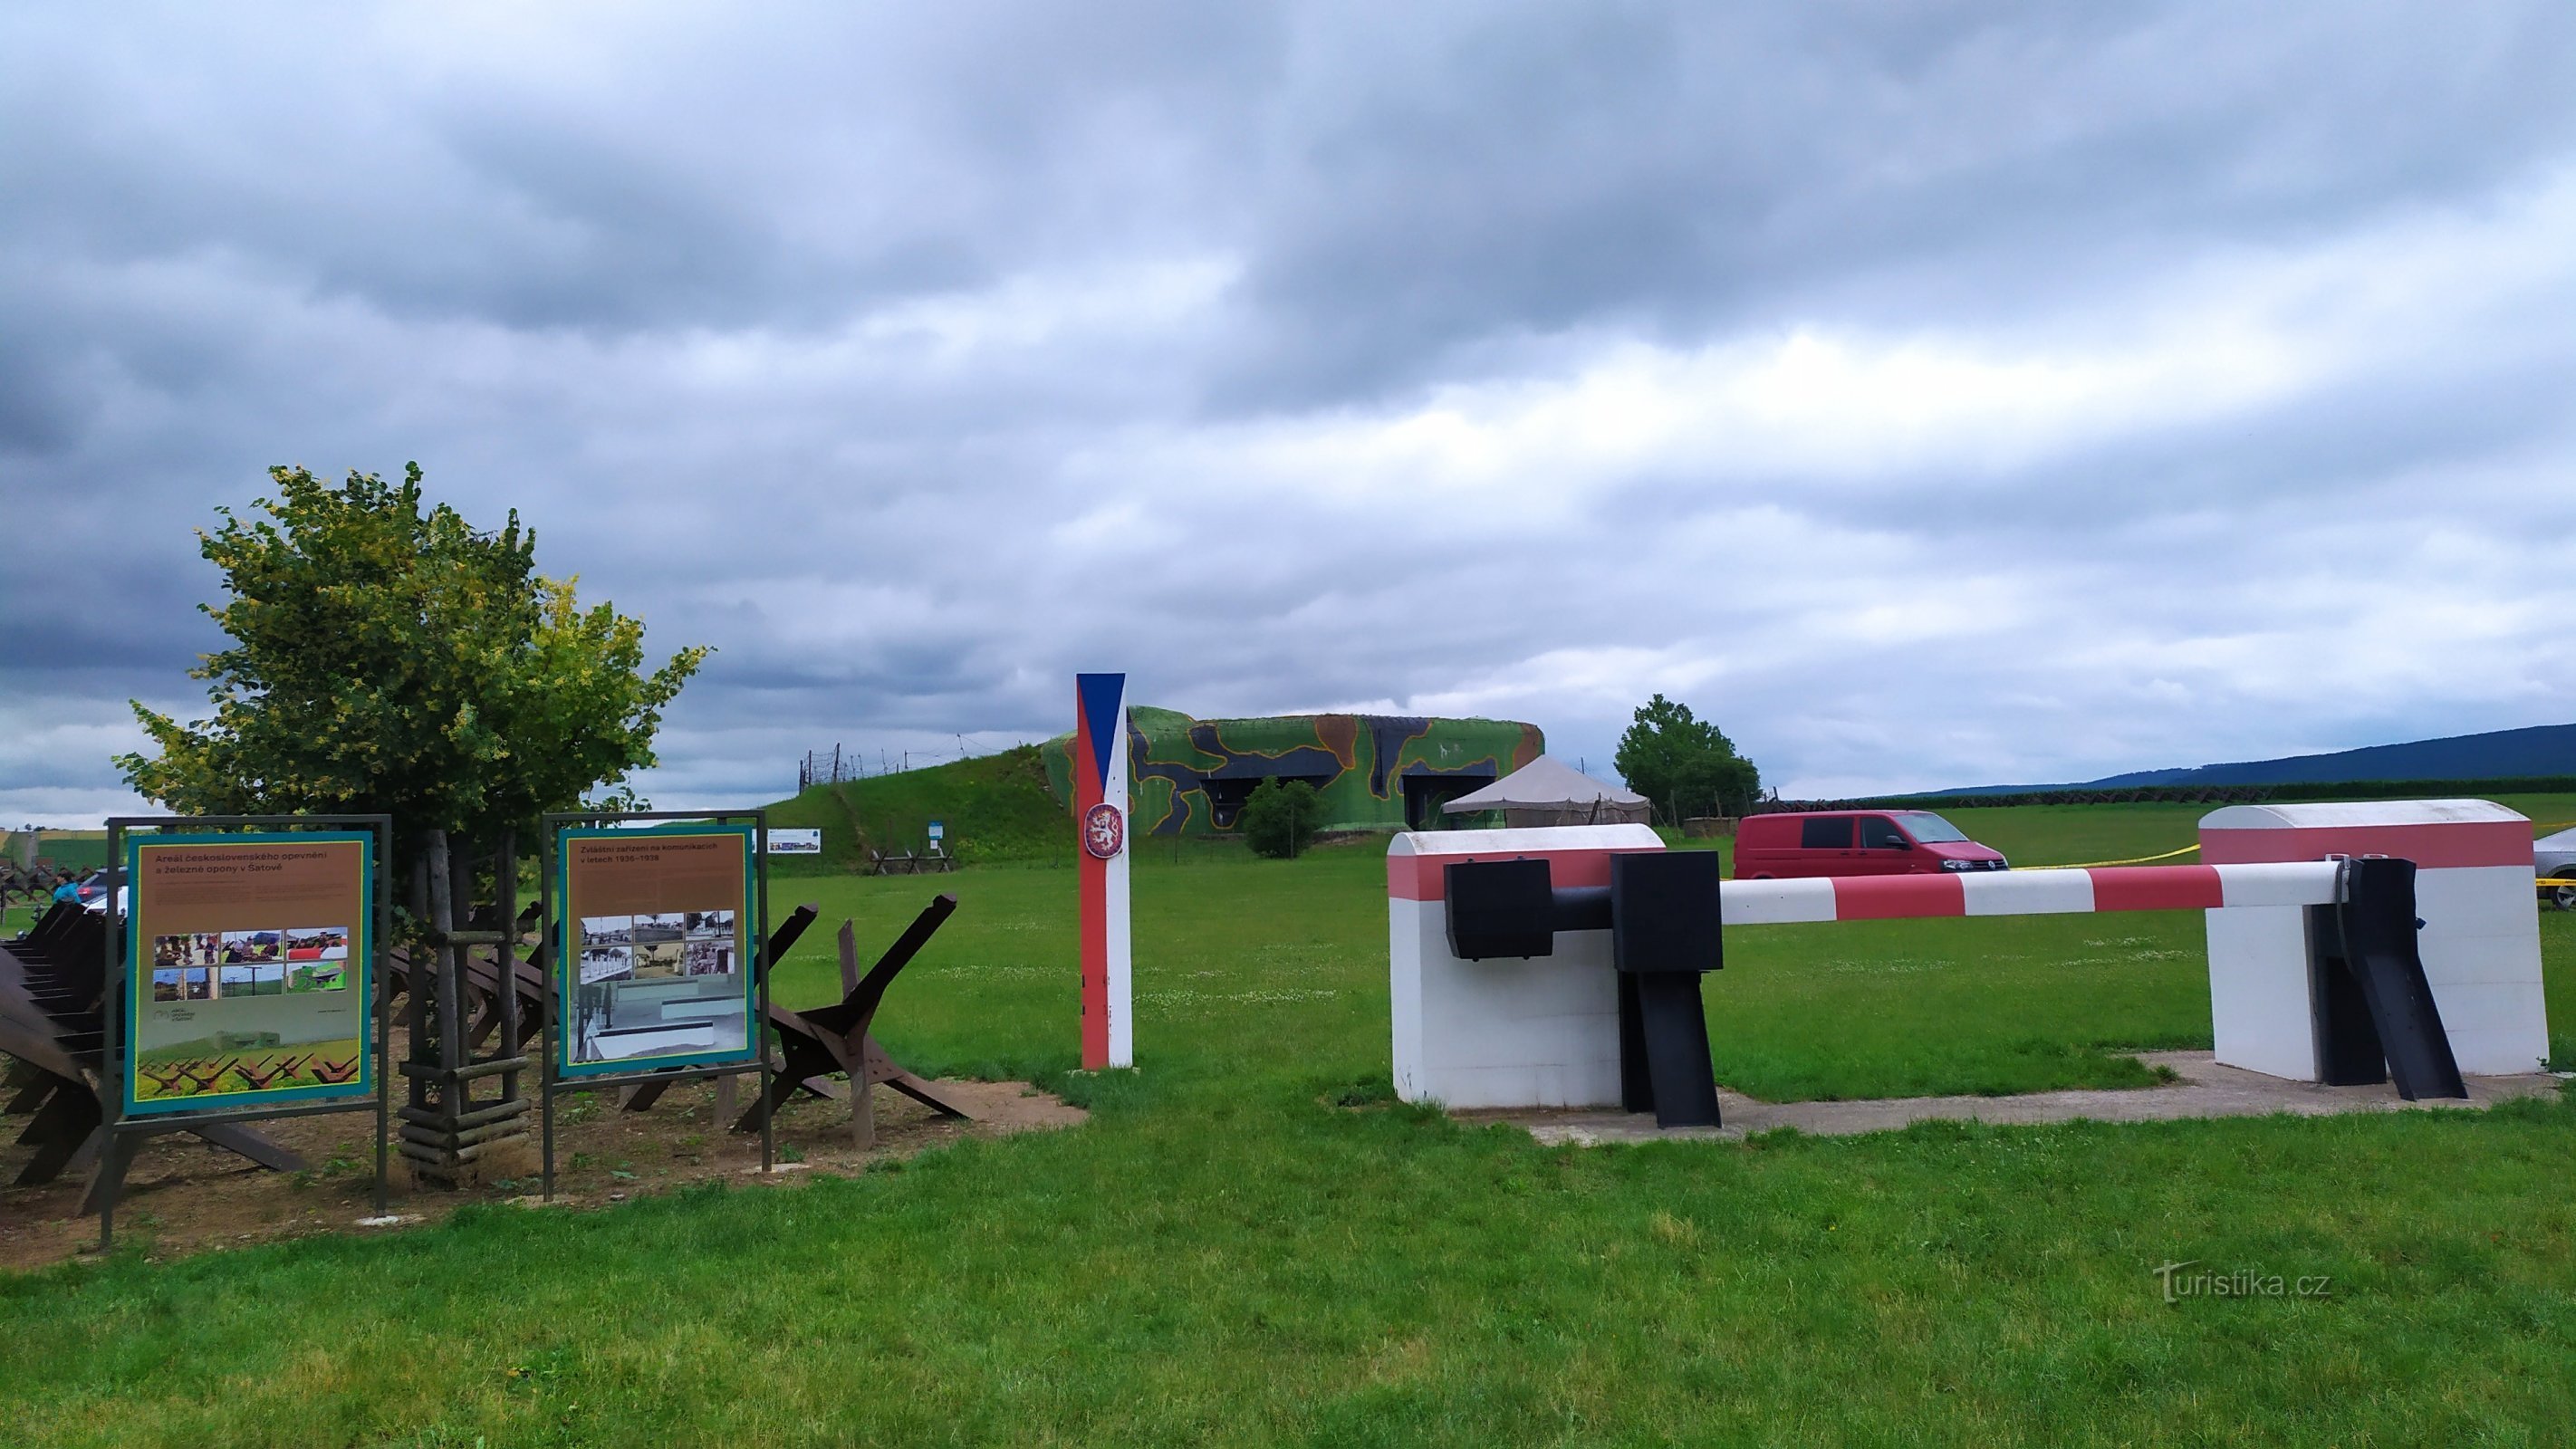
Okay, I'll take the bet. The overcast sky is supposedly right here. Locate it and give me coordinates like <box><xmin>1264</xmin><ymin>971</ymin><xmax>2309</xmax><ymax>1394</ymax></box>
<box><xmin>6</xmin><ymin>3</ymin><xmax>2575</xmax><ymax>826</ymax></box>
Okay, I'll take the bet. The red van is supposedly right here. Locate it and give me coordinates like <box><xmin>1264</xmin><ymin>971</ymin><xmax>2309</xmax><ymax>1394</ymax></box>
<box><xmin>1732</xmin><ymin>810</ymin><xmax>2009</xmax><ymax>879</ymax></box>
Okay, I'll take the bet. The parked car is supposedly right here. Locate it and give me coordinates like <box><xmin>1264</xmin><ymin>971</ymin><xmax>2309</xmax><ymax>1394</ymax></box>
<box><xmin>1733</xmin><ymin>810</ymin><xmax>2008</xmax><ymax>879</ymax></box>
<box><xmin>2538</xmin><ymin>826</ymin><xmax>2576</xmax><ymax>911</ymax></box>
<box><xmin>55</xmin><ymin>868</ymin><xmax>122</xmax><ymax>910</ymax></box>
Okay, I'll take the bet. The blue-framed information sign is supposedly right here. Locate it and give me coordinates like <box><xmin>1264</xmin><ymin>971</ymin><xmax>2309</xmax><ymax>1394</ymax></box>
<box><xmin>122</xmin><ymin>830</ymin><xmax>376</xmax><ymax>1116</ymax></box>
<box><xmin>553</xmin><ymin>821</ymin><xmax>759</xmax><ymax>1079</ymax></box>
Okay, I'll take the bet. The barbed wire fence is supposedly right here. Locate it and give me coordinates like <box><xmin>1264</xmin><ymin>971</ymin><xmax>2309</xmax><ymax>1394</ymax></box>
<box><xmin>794</xmin><ymin>734</ymin><xmax>1041</xmax><ymax>792</ymax></box>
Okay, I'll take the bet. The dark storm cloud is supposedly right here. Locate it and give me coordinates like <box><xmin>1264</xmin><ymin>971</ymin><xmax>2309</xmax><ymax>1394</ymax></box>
<box><xmin>1224</xmin><ymin>3</ymin><xmax>2576</xmax><ymax>404</ymax></box>
<box><xmin>5</xmin><ymin>1</ymin><xmax>2573</xmax><ymax>824</ymax></box>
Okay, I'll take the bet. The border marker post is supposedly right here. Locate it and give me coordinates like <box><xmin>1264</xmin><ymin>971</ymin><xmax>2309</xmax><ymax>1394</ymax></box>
<box><xmin>1074</xmin><ymin>674</ymin><xmax>1133</xmax><ymax>1070</ymax></box>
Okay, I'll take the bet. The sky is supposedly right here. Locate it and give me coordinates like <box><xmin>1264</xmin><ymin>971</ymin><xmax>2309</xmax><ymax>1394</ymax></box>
<box><xmin>5</xmin><ymin>2</ymin><xmax>2575</xmax><ymax>827</ymax></box>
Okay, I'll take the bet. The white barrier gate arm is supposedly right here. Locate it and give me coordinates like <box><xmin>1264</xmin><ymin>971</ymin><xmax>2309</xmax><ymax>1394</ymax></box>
<box><xmin>1720</xmin><ymin>861</ymin><xmax>2346</xmax><ymax>925</ymax></box>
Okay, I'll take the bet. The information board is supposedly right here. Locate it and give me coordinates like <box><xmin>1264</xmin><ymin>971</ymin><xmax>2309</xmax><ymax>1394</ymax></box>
<box><xmin>764</xmin><ymin>828</ymin><xmax>822</xmax><ymax>855</ymax></box>
<box><xmin>123</xmin><ymin>832</ymin><xmax>374</xmax><ymax>1115</ymax></box>
<box><xmin>555</xmin><ymin>823</ymin><xmax>757</xmax><ymax>1078</ymax></box>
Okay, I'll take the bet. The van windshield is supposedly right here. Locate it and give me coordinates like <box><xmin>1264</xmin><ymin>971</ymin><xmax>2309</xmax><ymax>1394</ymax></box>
<box><xmin>1891</xmin><ymin>811</ymin><xmax>1970</xmax><ymax>843</ymax></box>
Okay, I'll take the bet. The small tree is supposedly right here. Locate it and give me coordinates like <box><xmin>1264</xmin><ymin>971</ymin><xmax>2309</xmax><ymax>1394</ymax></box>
<box><xmin>1238</xmin><ymin>779</ymin><xmax>1322</xmax><ymax>859</ymax></box>
<box><xmin>118</xmin><ymin>464</ymin><xmax>707</xmax><ymax>857</ymax></box>
<box><xmin>1612</xmin><ymin>694</ymin><xmax>1760</xmax><ymax>824</ymax></box>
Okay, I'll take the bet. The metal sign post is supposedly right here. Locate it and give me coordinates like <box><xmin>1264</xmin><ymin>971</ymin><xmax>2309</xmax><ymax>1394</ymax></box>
<box><xmin>538</xmin><ymin>809</ymin><xmax>772</xmax><ymax>1201</ymax></box>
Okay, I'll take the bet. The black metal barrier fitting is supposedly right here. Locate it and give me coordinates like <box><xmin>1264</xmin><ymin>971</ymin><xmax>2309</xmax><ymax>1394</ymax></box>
<box><xmin>2308</xmin><ymin>856</ymin><xmax>2468</xmax><ymax>1100</ymax></box>
<box><xmin>1443</xmin><ymin>852</ymin><xmax>1726</xmax><ymax>1128</ymax></box>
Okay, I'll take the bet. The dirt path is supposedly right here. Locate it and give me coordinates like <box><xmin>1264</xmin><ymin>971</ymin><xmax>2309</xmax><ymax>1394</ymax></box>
<box><xmin>0</xmin><ymin>1077</ymin><xmax>1081</xmax><ymax>1271</ymax></box>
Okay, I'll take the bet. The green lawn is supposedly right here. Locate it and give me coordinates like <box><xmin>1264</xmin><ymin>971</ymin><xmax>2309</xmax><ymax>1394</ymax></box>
<box><xmin>5</xmin><ymin>803</ymin><xmax>2574</xmax><ymax>1444</ymax></box>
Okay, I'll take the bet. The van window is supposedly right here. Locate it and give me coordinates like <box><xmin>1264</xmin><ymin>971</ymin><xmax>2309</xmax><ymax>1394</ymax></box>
<box><xmin>1800</xmin><ymin>817</ymin><xmax>1851</xmax><ymax>849</ymax></box>
<box><xmin>1860</xmin><ymin>816</ymin><xmax>1910</xmax><ymax>849</ymax></box>
<box><xmin>1890</xmin><ymin>811</ymin><xmax>1970</xmax><ymax>843</ymax></box>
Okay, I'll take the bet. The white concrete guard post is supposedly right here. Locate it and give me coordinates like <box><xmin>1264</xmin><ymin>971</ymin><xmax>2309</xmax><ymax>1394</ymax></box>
<box><xmin>2200</xmin><ymin>800</ymin><xmax>2550</xmax><ymax>1079</ymax></box>
<box><xmin>1389</xmin><ymin>825</ymin><xmax>1664</xmax><ymax>1109</ymax></box>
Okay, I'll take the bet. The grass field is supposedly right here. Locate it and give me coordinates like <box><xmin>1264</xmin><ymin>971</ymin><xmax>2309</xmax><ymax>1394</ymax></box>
<box><xmin>5</xmin><ymin>801</ymin><xmax>2574</xmax><ymax>1444</ymax></box>
<box><xmin>5</xmin><ymin>830</ymin><xmax>110</xmax><ymax>873</ymax></box>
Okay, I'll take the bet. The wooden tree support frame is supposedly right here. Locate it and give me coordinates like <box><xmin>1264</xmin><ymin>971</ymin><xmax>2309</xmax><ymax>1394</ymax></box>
<box><xmin>402</xmin><ymin>829</ymin><xmax>531</xmax><ymax>1187</ymax></box>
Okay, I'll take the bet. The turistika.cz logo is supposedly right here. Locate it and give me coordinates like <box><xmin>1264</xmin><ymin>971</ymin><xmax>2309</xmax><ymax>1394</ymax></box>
<box><xmin>2152</xmin><ymin>1261</ymin><xmax>2332</xmax><ymax>1303</ymax></box>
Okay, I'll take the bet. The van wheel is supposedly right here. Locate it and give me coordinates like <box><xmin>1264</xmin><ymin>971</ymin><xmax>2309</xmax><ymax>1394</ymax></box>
<box><xmin>2550</xmin><ymin>875</ymin><xmax>2576</xmax><ymax>911</ymax></box>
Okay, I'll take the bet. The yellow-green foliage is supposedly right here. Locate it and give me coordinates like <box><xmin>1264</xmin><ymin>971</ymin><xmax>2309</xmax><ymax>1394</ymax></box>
<box><xmin>118</xmin><ymin>465</ymin><xmax>706</xmax><ymax>847</ymax></box>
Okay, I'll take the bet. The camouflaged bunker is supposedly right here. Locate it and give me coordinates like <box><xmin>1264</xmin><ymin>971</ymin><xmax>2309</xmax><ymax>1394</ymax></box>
<box><xmin>1043</xmin><ymin>707</ymin><xmax>1545</xmax><ymax>836</ymax></box>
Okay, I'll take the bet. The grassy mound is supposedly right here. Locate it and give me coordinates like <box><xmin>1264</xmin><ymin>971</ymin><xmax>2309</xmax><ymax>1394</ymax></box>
<box><xmin>762</xmin><ymin>744</ymin><xmax>1073</xmax><ymax>872</ymax></box>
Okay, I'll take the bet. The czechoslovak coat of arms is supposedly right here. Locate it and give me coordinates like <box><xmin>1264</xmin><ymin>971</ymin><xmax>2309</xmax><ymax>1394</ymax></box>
<box><xmin>1082</xmin><ymin>802</ymin><xmax>1125</xmax><ymax>860</ymax></box>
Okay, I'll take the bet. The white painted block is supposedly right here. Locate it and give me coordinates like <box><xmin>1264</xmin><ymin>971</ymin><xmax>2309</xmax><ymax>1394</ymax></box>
<box><xmin>2416</xmin><ymin>865</ymin><xmax>2540</xmax><ymax>922</ymax></box>
<box><xmin>1962</xmin><ymin>868</ymin><xmax>2094</xmax><ymax>916</ymax></box>
<box><xmin>1718</xmin><ymin>877</ymin><xmax>1837</xmax><ymax>925</ymax></box>
<box><xmin>2422</xmin><ymin>979</ymin><xmax>2550</xmax><ymax>1038</ymax></box>
<box><xmin>2418</xmin><ymin>931</ymin><xmax>2545</xmax><ymax>988</ymax></box>
<box><xmin>2206</xmin><ymin>905</ymin><xmax>2320</xmax><ymax>1081</ymax></box>
<box><xmin>2216</xmin><ymin>863</ymin><xmax>2345</xmax><ymax>908</ymax></box>
<box><xmin>1393</xmin><ymin>899</ymin><xmax>1623</xmax><ymax>1108</ymax></box>
<box><xmin>1389</xmin><ymin>899</ymin><xmax>1428</xmax><ymax>1103</ymax></box>
<box><xmin>2443</xmin><ymin>1024</ymin><xmax>2552</xmax><ymax>1078</ymax></box>
<box><xmin>1412</xmin><ymin>1061</ymin><xmax>1627</xmax><ymax>1111</ymax></box>
<box><xmin>2413</xmin><ymin>867</ymin><xmax>2547</xmax><ymax>990</ymax></box>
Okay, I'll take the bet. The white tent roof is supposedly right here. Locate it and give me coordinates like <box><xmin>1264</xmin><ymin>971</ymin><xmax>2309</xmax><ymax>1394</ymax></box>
<box><xmin>1441</xmin><ymin>754</ymin><xmax>1648</xmax><ymax>813</ymax></box>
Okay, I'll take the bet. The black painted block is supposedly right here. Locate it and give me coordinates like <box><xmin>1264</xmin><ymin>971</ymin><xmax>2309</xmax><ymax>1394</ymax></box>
<box><xmin>1610</xmin><ymin>850</ymin><xmax>1724</xmax><ymax>975</ymax></box>
<box><xmin>1444</xmin><ymin>858</ymin><xmax>1555</xmax><ymax>960</ymax></box>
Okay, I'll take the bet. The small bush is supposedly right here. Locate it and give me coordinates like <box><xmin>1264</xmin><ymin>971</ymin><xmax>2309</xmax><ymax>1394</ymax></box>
<box><xmin>1239</xmin><ymin>779</ymin><xmax>1322</xmax><ymax>859</ymax></box>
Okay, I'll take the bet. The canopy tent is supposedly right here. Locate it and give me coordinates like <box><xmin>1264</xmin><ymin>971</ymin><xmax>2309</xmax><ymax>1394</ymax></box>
<box><xmin>1439</xmin><ymin>754</ymin><xmax>1651</xmax><ymax>827</ymax></box>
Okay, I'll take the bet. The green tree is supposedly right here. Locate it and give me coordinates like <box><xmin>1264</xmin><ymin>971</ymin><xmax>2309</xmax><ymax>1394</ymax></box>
<box><xmin>1237</xmin><ymin>778</ymin><xmax>1322</xmax><ymax>859</ymax></box>
<box><xmin>118</xmin><ymin>465</ymin><xmax>707</xmax><ymax>855</ymax></box>
<box><xmin>1612</xmin><ymin>694</ymin><xmax>1761</xmax><ymax>823</ymax></box>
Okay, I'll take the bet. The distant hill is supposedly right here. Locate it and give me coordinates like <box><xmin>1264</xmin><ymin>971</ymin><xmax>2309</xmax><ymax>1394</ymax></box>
<box><xmin>1936</xmin><ymin>723</ymin><xmax>2576</xmax><ymax>796</ymax></box>
<box><xmin>763</xmin><ymin>744</ymin><xmax>1070</xmax><ymax>872</ymax></box>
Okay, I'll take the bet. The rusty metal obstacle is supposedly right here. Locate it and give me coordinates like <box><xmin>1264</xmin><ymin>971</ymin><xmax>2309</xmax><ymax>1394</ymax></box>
<box><xmin>735</xmin><ymin>895</ymin><xmax>972</xmax><ymax>1147</ymax></box>
<box><xmin>609</xmin><ymin>896</ymin><xmax>972</xmax><ymax>1148</ymax></box>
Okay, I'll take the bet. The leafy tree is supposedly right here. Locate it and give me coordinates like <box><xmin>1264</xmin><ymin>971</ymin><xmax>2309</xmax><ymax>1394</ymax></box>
<box><xmin>1612</xmin><ymin>694</ymin><xmax>1761</xmax><ymax>823</ymax></box>
<box><xmin>118</xmin><ymin>465</ymin><xmax>707</xmax><ymax>856</ymax></box>
<box><xmin>1238</xmin><ymin>778</ymin><xmax>1322</xmax><ymax>859</ymax></box>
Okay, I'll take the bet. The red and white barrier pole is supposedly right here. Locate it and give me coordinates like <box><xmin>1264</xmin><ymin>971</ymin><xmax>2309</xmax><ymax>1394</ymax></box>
<box><xmin>1720</xmin><ymin>861</ymin><xmax>2345</xmax><ymax>925</ymax></box>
